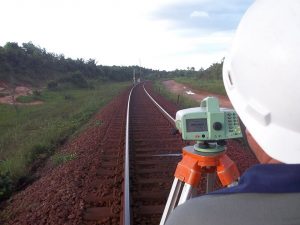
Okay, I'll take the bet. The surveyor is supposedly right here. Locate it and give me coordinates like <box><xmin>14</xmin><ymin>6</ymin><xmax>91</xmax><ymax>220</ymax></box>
<box><xmin>165</xmin><ymin>1</ymin><xmax>300</xmax><ymax>224</ymax></box>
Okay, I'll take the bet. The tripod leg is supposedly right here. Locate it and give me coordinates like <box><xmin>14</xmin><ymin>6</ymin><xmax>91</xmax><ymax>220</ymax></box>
<box><xmin>190</xmin><ymin>187</ymin><xmax>198</xmax><ymax>198</ymax></box>
<box><xmin>178</xmin><ymin>183</ymin><xmax>193</xmax><ymax>205</ymax></box>
<box><xmin>206</xmin><ymin>172</ymin><xmax>216</xmax><ymax>193</ymax></box>
<box><xmin>160</xmin><ymin>178</ymin><xmax>185</xmax><ymax>225</ymax></box>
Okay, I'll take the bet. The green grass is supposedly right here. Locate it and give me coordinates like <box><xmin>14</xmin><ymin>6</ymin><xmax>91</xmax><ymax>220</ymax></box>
<box><xmin>153</xmin><ymin>80</ymin><xmax>198</xmax><ymax>109</ymax></box>
<box><xmin>174</xmin><ymin>77</ymin><xmax>227</xmax><ymax>96</ymax></box>
<box><xmin>16</xmin><ymin>95</ymin><xmax>43</xmax><ymax>103</ymax></box>
<box><xmin>0</xmin><ymin>81</ymin><xmax>129</xmax><ymax>199</ymax></box>
<box><xmin>51</xmin><ymin>152</ymin><xmax>77</xmax><ymax>166</ymax></box>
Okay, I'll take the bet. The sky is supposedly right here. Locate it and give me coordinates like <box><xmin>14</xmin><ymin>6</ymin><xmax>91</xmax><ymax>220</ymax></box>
<box><xmin>0</xmin><ymin>0</ymin><xmax>254</xmax><ymax>71</ymax></box>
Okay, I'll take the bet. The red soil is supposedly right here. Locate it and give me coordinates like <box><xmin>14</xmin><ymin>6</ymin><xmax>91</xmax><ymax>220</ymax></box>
<box><xmin>0</xmin><ymin>82</ymin><xmax>43</xmax><ymax>105</ymax></box>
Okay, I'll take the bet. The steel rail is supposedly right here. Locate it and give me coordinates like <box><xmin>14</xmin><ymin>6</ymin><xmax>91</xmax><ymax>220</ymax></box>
<box><xmin>124</xmin><ymin>85</ymin><xmax>134</xmax><ymax>225</ymax></box>
<box><xmin>124</xmin><ymin>83</ymin><xmax>175</xmax><ymax>225</ymax></box>
<box><xmin>143</xmin><ymin>84</ymin><xmax>176</xmax><ymax>126</ymax></box>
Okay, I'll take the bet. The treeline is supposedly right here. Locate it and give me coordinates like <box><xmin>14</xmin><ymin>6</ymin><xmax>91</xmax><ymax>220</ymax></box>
<box><xmin>0</xmin><ymin>42</ymin><xmax>159</xmax><ymax>86</ymax></box>
<box><xmin>199</xmin><ymin>61</ymin><xmax>223</xmax><ymax>80</ymax></box>
<box><xmin>0</xmin><ymin>42</ymin><xmax>224</xmax><ymax>86</ymax></box>
<box><xmin>168</xmin><ymin>61</ymin><xmax>223</xmax><ymax>80</ymax></box>
<box><xmin>145</xmin><ymin>61</ymin><xmax>223</xmax><ymax>80</ymax></box>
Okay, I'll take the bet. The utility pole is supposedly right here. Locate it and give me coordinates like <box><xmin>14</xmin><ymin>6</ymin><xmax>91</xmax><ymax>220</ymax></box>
<box><xmin>138</xmin><ymin>58</ymin><xmax>142</xmax><ymax>83</ymax></box>
<box><xmin>133</xmin><ymin>69</ymin><xmax>136</xmax><ymax>85</ymax></box>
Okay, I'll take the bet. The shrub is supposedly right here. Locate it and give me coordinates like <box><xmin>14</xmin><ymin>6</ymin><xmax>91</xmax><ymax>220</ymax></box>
<box><xmin>33</xmin><ymin>90</ymin><xmax>41</xmax><ymax>96</ymax></box>
<box><xmin>64</xmin><ymin>94</ymin><xmax>74</xmax><ymax>101</ymax></box>
<box><xmin>0</xmin><ymin>172</ymin><xmax>13</xmax><ymax>201</ymax></box>
<box><xmin>70</xmin><ymin>72</ymin><xmax>88</xmax><ymax>88</ymax></box>
<box><xmin>0</xmin><ymin>160</ymin><xmax>13</xmax><ymax>202</ymax></box>
<box><xmin>47</xmin><ymin>81</ymin><xmax>58</xmax><ymax>90</ymax></box>
<box><xmin>29</xmin><ymin>144</ymin><xmax>51</xmax><ymax>162</ymax></box>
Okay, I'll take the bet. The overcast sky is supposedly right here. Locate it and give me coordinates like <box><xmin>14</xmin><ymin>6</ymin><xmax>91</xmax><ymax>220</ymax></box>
<box><xmin>0</xmin><ymin>0</ymin><xmax>254</xmax><ymax>71</ymax></box>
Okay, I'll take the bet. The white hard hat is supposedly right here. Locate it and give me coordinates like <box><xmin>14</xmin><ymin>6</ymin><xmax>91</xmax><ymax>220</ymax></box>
<box><xmin>223</xmin><ymin>0</ymin><xmax>300</xmax><ymax>163</ymax></box>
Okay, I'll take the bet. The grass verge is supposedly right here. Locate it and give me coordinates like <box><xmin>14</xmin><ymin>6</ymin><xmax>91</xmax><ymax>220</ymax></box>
<box><xmin>0</xmin><ymin>81</ymin><xmax>130</xmax><ymax>200</ymax></box>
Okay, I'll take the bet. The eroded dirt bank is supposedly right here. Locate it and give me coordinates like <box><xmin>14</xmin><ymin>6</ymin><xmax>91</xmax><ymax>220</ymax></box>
<box><xmin>162</xmin><ymin>80</ymin><xmax>232</xmax><ymax>108</ymax></box>
<box><xmin>0</xmin><ymin>81</ymin><xmax>43</xmax><ymax>105</ymax></box>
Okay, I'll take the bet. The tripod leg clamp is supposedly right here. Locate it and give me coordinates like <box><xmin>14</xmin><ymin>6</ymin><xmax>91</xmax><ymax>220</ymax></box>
<box><xmin>217</xmin><ymin>154</ymin><xmax>240</xmax><ymax>186</ymax></box>
<box><xmin>174</xmin><ymin>155</ymin><xmax>202</xmax><ymax>187</ymax></box>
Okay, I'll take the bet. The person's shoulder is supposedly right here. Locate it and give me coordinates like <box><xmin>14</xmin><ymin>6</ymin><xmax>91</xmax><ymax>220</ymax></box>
<box><xmin>165</xmin><ymin>193</ymin><xmax>300</xmax><ymax>225</ymax></box>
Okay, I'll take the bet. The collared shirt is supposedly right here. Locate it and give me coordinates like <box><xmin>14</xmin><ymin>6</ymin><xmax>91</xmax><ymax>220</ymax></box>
<box><xmin>166</xmin><ymin>164</ymin><xmax>300</xmax><ymax>225</ymax></box>
<box><xmin>211</xmin><ymin>164</ymin><xmax>300</xmax><ymax>194</ymax></box>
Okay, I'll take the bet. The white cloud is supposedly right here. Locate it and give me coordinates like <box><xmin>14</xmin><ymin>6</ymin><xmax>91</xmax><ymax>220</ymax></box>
<box><xmin>190</xmin><ymin>10</ymin><xmax>209</xmax><ymax>18</ymax></box>
<box><xmin>0</xmin><ymin>0</ymin><xmax>252</xmax><ymax>71</ymax></box>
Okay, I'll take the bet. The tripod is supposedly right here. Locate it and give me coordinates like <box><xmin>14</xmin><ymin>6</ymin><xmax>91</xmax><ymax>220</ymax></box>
<box><xmin>160</xmin><ymin>143</ymin><xmax>240</xmax><ymax>225</ymax></box>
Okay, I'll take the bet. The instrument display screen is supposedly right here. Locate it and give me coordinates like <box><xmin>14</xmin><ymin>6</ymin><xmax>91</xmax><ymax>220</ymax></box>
<box><xmin>186</xmin><ymin>118</ymin><xmax>208</xmax><ymax>132</ymax></box>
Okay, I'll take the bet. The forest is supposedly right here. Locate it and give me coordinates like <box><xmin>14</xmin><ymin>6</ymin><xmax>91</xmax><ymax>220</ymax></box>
<box><xmin>0</xmin><ymin>42</ymin><xmax>222</xmax><ymax>87</ymax></box>
<box><xmin>0</xmin><ymin>42</ymin><xmax>162</xmax><ymax>86</ymax></box>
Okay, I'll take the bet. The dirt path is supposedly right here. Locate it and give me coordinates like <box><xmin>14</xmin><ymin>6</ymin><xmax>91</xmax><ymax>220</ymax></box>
<box><xmin>162</xmin><ymin>80</ymin><xmax>232</xmax><ymax>108</ymax></box>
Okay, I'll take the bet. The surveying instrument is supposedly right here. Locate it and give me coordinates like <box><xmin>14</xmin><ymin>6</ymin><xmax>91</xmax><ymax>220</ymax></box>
<box><xmin>160</xmin><ymin>97</ymin><xmax>243</xmax><ymax>225</ymax></box>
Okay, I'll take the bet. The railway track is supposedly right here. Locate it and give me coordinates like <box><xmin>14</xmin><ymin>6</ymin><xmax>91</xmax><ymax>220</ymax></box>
<box><xmin>82</xmin><ymin>82</ymin><xmax>184</xmax><ymax>225</ymax></box>
<box><xmin>121</xmin><ymin>82</ymin><xmax>256</xmax><ymax>225</ymax></box>
<box><xmin>83</xmin><ymin>82</ymin><xmax>257</xmax><ymax>225</ymax></box>
<box><xmin>1</xmin><ymin>81</ymin><xmax>258</xmax><ymax>225</ymax></box>
<box><xmin>127</xmin><ymin>84</ymin><xmax>183</xmax><ymax>225</ymax></box>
